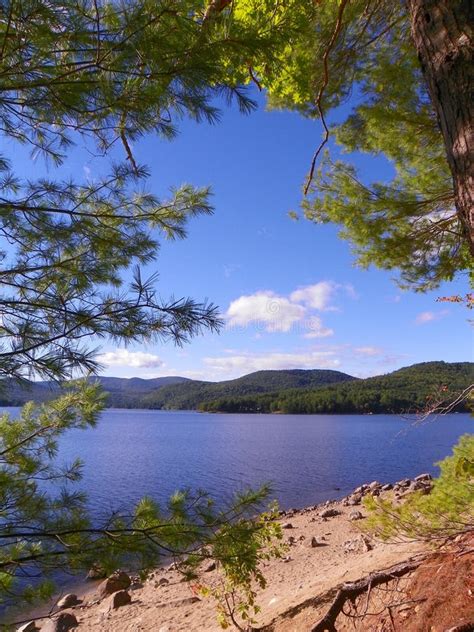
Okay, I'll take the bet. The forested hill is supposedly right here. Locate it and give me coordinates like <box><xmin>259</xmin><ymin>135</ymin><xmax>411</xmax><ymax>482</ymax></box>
<box><xmin>0</xmin><ymin>375</ymin><xmax>190</xmax><ymax>407</ymax></box>
<box><xmin>138</xmin><ymin>369</ymin><xmax>356</xmax><ymax>410</ymax></box>
<box><xmin>0</xmin><ymin>369</ymin><xmax>354</xmax><ymax>409</ymax></box>
<box><xmin>199</xmin><ymin>362</ymin><xmax>474</xmax><ymax>415</ymax></box>
<box><xmin>1</xmin><ymin>363</ymin><xmax>471</xmax><ymax>413</ymax></box>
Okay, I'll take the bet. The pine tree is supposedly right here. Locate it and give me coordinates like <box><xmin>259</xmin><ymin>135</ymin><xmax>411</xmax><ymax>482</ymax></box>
<box><xmin>237</xmin><ymin>0</ymin><xmax>473</xmax><ymax>289</ymax></box>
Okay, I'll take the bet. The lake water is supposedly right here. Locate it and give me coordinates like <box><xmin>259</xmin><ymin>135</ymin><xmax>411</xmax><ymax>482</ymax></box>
<box><xmin>31</xmin><ymin>409</ymin><xmax>474</xmax><ymax>513</ymax></box>
<box><xmin>1</xmin><ymin>408</ymin><xmax>472</xmax><ymax>618</ymax></box>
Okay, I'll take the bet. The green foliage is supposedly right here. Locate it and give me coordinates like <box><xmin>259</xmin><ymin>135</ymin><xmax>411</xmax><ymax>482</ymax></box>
<box><xmin>195</xmin><ymin>501</ymin><xmax>284</xmax><ymax>630</ymax></box>
<box><xmin>0</xmin><ymin>390</ymin><xmax>282</xmax><ymax>616</ymax></box>
<box><xmin>0</xmin><ymin>0</ymin><xmax>298</xmax><ymax>618</ymax></box>
<box><xmin>0</xmin><ymin>0</ymin><xmax>306</xmax><ymax>382</ymax></box>
<box><xmin>141</xmin><ymin>368</ymin><xmax>354</xmax><ymax>410</ymax></box>
<box><xmin>241</xmin><ymin>0</ymin><xmax>470</xmax><ymax>289</ymax></box>
<box><xmin>363</xmin><ymin>434</ymin><xmax>474</xmax><ymax>541</ymax></box>
<box><xmin>199</xmin><ymin>362</ymin><xmax>474</xmax><ymax>414</ymax></box>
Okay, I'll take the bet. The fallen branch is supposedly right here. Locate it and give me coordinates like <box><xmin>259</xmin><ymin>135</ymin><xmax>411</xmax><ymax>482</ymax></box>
<box><xmin>311</xmin><ymin>558</ymin><xmax>425</xmax><ymax>631</ymax></box>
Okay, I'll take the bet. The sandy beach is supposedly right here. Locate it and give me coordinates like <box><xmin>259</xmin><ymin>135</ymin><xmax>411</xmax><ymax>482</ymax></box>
<box><xmin>18</xmin><ymin>476</ymin><xmax>463</xmax><ymax>632</ymax></box>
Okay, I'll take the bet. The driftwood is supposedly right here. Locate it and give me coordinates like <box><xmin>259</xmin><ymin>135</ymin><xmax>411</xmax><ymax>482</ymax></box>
<box><xmin>311</xmin><ymin>558</ymin><xmax>424</xmax><ymax>632</ymax></box>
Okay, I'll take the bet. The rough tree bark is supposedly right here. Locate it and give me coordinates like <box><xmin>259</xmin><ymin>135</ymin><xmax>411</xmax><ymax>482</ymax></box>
<box><xmin>407</xmin><ymin>0</ymin><xmax>474</xmax><ymax>257</ymax></box>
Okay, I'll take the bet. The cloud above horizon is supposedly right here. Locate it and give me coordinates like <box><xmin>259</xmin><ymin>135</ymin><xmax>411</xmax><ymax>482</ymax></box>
<box><xmin>225</xmin><ymin>281</ymin><xmax>355</xmax><ymax>335</ymax></box>
<box><xmin>354</xmin><ymin>346</ymin><xmax>383</xmax><ymax>356</ymax></box>
<box><xmin>226</xmin><ymin>290</ymin><xmax>305</xmax><ymax>332</ymax></box>
<box><xmin>290</xmin><ymin>282</ymin><xmax>336</xmax><ymax>311</ymax></box>
<box><xmin>204</xmin><ymin>350</ymin><xmax>340</xmax><ymax>373</ymax></box>
<box><xmin>415</xmin><ymin>310</ymin><xmax>449</xmax><ymax>325</ymax></box>
<box><xmin>98</xmin><ymin>349</ymin><xmax>164</xmax><ymax>368</ymax></box>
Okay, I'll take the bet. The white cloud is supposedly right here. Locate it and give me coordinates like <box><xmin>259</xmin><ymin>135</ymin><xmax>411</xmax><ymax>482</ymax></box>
<box><xmin>290</xmin><ymin>281</ymin><xmax>357</xmax><ymax>311</ymax></box>
<box><xmin>415</xmin><ymin>310</ymin><xmax>448</xmax><ymax>325</ymax></box>
<box><xmin>303</xmin><ymin>316</ymin><xmax>334</xmax><ymax>339</ymax></box>
<box><xmin>226</xmin><ymin>291</ymin><xmax>305</xmax><ymax>332</ymax></box>
<box><xmin>98</xmin><ymin>349</ymin><xmax>164</xmax><ymax>368</ymax></box>
<box><xmin>290</xmin><ymin>281</ymin><xmax>338</xmax><ymax>311</ymax></box>
<box><xmin>225</xmin><ymin>280</ymin><xmax>357</xmax><ymax>336</ymax></box>
<box><xmin>354</xmin><ymin>346</ymin><xmax>383</xmax><ymax>356</ymax></box>
<box><xmin>204</xmin><ymin>350</ymin><xmax>339</xmax><ymax>373</ymax></box>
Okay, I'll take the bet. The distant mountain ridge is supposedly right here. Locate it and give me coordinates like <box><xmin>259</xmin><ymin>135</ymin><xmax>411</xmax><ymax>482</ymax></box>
<box><xmin>0</xmin><ymin>375</ymin><xmax>190</xmax><ymax>407</ymax></box>
<box><xmin>0</xmin><ymin>362</ymin><xmax>471</xmax><ymax>414</ymax></box>
<box><xmin>139</xmin><ymin>369</ymin><xmax>356</xmax><ymax>410</ymax></box>
<box><xmin>199</xmin><ymin>361</ymin><xmax>474</xmax><ymax>415</ymax></box>
<box><xmin>0</xmin><ymin>369</ymin><xmax>354</xmax><ymax>409</ymax></box>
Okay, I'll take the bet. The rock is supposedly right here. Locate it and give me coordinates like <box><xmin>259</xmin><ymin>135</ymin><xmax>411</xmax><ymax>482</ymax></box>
<box><xmin>349</xmin><ymin>510</ymin><xmax>363</xmax><ymax>521</ymax></box>
<box><xmin>107</xmin><ymin>589</ymin><xmax>131</xmax><ymax>610</ymax></box>
<box><xmin>381</xmin><ymin>483</ymin><xmax>393</xmax><ymax>491</ymax></box>
<box><xmin>344</xmin><ymin>535</ymin><xmax>373</xmax><ymax>554</ymax></box>
<box><xmin>204</xmin><ymin>561</ymin><xmax>216</xmax><ymax>572</ymax></box>
<box><xmin>353</xmin><ymin>485</ymin><xmax>367</xmax><ymax>495</ymax></box>
<box><xmin>16</xmin><ymin>623</ymin><xmax>38</xmax><ymax>632</ymax></box>
<box><xmin>319</xmin><ymin>508</ymin><xmax>340</xmax><ymax>519</ymax></box>
<box><xmin>362</xmin><ymin>536</ymin><xmax>374</xmax><ymax>552</ymax></box>
<box><xmin>169</xmin><ymin>596</ymin><xmax>200</xmax><ymax>607</ymax></box>
<box><xmin>310</xmin><ymin>536</ymin><xmax>325</xmax><ymax>547</ymax></box>
<box><xmin>399</xmin><ymin>478</ymin><xmax>411</xmax><ymax>487</ymax></box>
<box><xmin>98</xmin><ymin>570</ymin><xmax>131</xmax><ymax>598</ymax></box>
<box><xmin>287</xmin><ymin>536</ymin><xmax>296</xmax><ymax>545</ymax></box>
<box><xmin>86</xmin><ymin>564</ymin><xmax>106</xmax><ymax>580</ymax></box>
<box><xmin>157</xmin><ymin>577</ymin><xmax>169</xmax><ymax>586</ymax></box>
<box><xmin>344</xmin><ymin>538</ymin><xmax>359</xmax><ymax>553</ymax></box>
<box><xmin>41</xmin><ymin>612</ymin><xmax>78</xmax><ymax>632</ymax></box>
<box><xmin>282</xmin><ymin>522</ymin><xmax>293</xmax><ymax>529</ymax></box>
<box><xmin>415</xmin><ymin>473</ymin><xmax>432</xmax><ymax>482</ymax></box>
<box><xmin>57</xmin><ymin>594</ymin><xmax>81</xmax><ymax>609</ymax></box>
<box><xmin>368</xmin><ymin>481</ymin><xmax>380</xmax><ymax>489</ymax></box>
<box><xmin>408</xmin><ymin>480</ymin><xmax>427</xmax><ymax>492</ymax></box>
<box><xmin>282</xmin><ymin>556</ymin><xmax>292</xmax><ymax>562</ymax></box>
<box><xmin>347</xmin><ymin>494</ymin><xmax>362</xmax><ymax>506</ymax></box>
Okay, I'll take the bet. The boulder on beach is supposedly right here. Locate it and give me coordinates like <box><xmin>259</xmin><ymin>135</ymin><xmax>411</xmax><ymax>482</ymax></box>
<box><xmin>106</xmin><ymin>589</ymin><xmax>131</xmax><ymax>611</ymax></box>
<box><xmin>320</xmin><ymin>508</ymin><xmax>340</xmax><ymax>519</ymax></box>
<box><xmin>40</xmin><ymin>612</ymin><xmax>78</xmax><ymax>632</ymax></box>
<box><xmin>57</xmin><ymin>594</ymin><xmax>81</xmax><ymax>610</ymax></box>
<box><xmin>97</xmin><ymin>570</ymin><xmax>131</xmax><ymax>598</ymax></box>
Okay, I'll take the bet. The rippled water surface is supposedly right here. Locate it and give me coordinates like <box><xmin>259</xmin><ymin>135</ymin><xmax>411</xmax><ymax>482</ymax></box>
<box><xmin>41</xmin><ymin>409</ymin><xmax>473</xmax><ymax>513</ymax></box>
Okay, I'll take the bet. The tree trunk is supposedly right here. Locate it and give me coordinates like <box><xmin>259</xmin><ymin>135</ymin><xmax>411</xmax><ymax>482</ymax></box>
<box><xmin>407</xmin><ymin>0</ymin><xmax>474</xmax><ymax>258</ymax></box>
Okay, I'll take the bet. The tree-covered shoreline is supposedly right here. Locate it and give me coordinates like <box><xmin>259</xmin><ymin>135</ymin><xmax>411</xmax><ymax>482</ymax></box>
<box><xmin>199</xmin><ymin>362</ymin><xmax>473</xmax><ymax>415</ymax></box>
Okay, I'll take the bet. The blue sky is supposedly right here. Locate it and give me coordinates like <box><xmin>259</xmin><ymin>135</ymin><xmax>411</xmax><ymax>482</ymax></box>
<box><xmin>15</xmin><ymin>90</ymin><xmax>473</xmax><ymax>381</ymax></box>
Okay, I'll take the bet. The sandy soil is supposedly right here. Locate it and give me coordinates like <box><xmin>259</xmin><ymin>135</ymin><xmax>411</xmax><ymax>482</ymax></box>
<box><xmin>28</xmin><ymin>494</ymin><xmax>430</xmax><ymax>632</ymax></box>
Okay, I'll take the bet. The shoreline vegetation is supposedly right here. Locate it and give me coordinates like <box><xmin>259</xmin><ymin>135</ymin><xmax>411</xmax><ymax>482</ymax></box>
<box><xmin>13</xmin><ymin>471</ymin><xmax>473</xmax><ymax>632</ymax></box>
<box><xmin>2</xmin><ymin>361</ymin><xmax>473</xmax><ymax>415</ymax></box>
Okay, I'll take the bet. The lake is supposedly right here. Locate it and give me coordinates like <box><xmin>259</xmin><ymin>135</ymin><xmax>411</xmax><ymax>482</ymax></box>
<box><xmin>25</xmin><ymin>409</ymin><xmax>473</xmax><ymax>513</ymax></box>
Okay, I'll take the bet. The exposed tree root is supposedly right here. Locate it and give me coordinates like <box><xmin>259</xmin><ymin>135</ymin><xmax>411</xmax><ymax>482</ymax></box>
<box><xmin>311</xmin><ymin>558</ymin><xmax>425</xmax><ymax>632</ymax></box>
